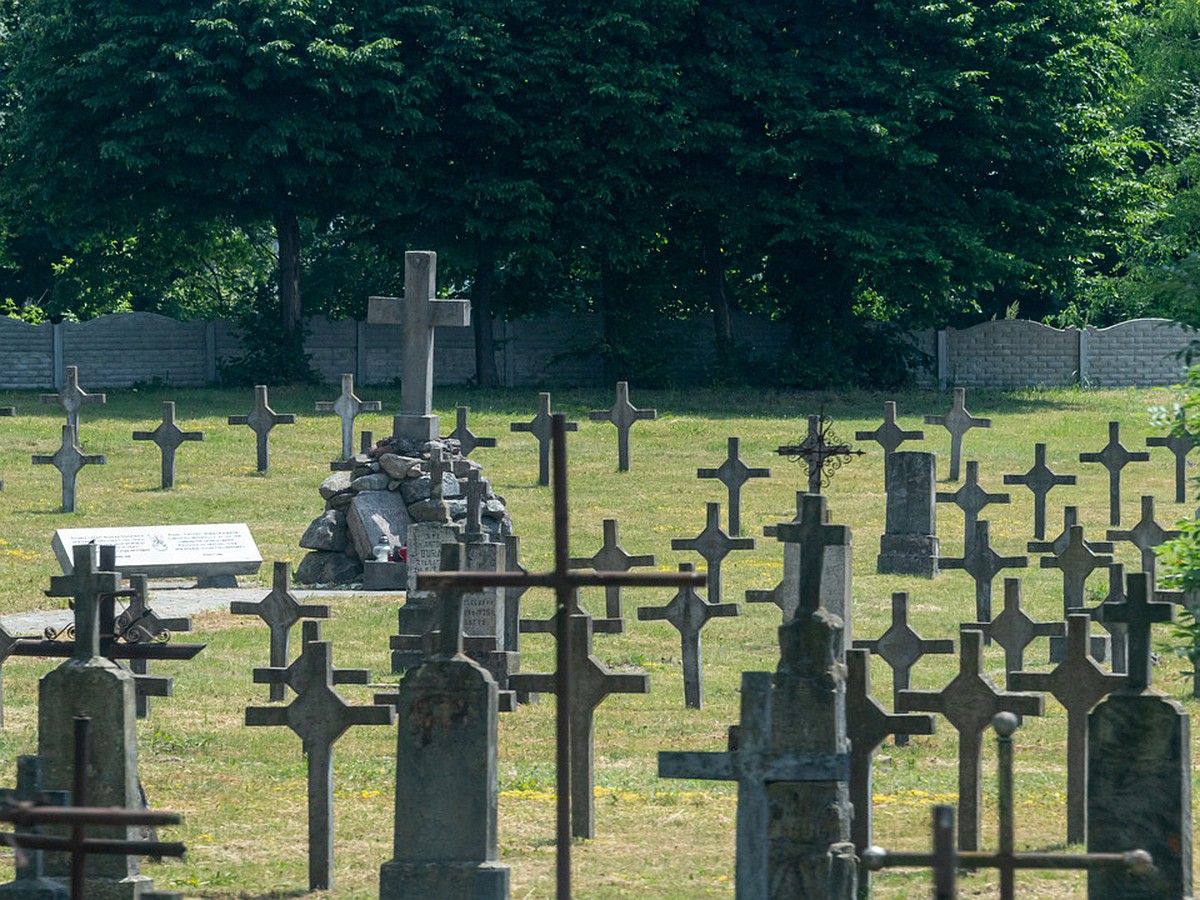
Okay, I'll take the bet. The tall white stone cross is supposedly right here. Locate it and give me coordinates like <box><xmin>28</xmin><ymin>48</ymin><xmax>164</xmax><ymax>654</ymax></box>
<box><xmin>367</xmin><ymin>251</ymin><xmax>471</xmax><ymax>441</ymax></box>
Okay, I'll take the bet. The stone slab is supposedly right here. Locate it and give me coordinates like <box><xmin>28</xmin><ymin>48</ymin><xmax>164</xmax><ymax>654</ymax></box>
<box><xmin>346</xmin><ymin>491</ymin><xmax>413</xmax><ymax>561</ymax></box>
<box><xmin>52</xmin><ymin>524</ymin><xmax>261</xmax><ymax>580</ymax></box>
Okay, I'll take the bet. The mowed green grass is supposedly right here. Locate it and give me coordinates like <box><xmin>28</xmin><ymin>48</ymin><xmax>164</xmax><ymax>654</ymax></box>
<box><xmin>0</xmin><ymin>382</ymin><xmax>1192</xmax><ymax>898</ymax></box>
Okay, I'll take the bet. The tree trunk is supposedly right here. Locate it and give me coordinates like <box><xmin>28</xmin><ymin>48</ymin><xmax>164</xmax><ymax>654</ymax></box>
<box><xmin>275</xmin><ymin>209</ymin><xmax>302</xmax><ymax>340</ymax></box>
<box><xmin>600</xmin><ymin>262</ymin><xmax>625</xmax><ymax>383</ymax></box>
<box><xmin>703</xmin><ymin>224</ymin><xmax>735</xmax><ymax>370</ymax></box>
<box><xmin>473</xmin><ymin>255</ymin><xmax>501</xmax><ymax>387</ymax></box>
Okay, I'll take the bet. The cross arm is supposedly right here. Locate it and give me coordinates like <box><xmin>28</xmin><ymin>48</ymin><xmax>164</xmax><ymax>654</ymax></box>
<box><xmin>346</xmin><ymin>705</ymin><xmax>396</xmax><ymax>727</ymax></box>
<box><xmin>227</xmin><ymin>415</ymin><xmax>249</xmax><ymax>425</ymax></box>
<box><xmin>709</xmin><ymin>603</ymin><xmax>740</xmax><ymax>618</ymax></box>
<box><xmin>133</xmin><ymin>675</ymin><xmax>173</xmax><ymax>697</ymax></box>
<box><xmin>637</xmin><ymin>607</ymin><xmax>672</xmax><ymax>622</ymax></box>
<box><xmin>606</xmin><ymin>672</ymin><xmax>651</xmax><ymax>694</ymax></box>
<box><xmin>245</xmin><ymin>706</ymin><xmax>290</xmax><ymax>727</ymax></box>
<box><xmin>895</xmin><ymin>689</ymin><xmax>942</xmax><ymax>714</ymax></box>
<box><xmin>764</xmin><ymin>752</ymin><xmax>851</xmax><ymax>782</ymax></box>
<box><xmin>332</xmin><ymin>669</ymin><xmax>371</xmax><ymax>686</ymax></box>
<box><xmin>509</xmin><ymin>672</ymin><xmax>556</xmax><ymax>694</ymax></box>
<box><xmin>658</xmin><ymin>750</ymin><xmax>734</xmax><ymax>781</ymax></box>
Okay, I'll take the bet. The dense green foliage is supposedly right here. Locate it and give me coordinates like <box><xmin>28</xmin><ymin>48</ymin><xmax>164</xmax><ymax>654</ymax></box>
<box><xmin>0</xmin><ymin>0</ymin><xmax>1188</xmax><ymax>385</ymax></box>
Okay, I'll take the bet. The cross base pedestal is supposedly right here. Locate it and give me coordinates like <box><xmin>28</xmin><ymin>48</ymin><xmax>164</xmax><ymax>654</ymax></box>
<box><xmin>393</xmin><ymin>414</ymin><xmax>439</xmax><ymax>443</ymax></box>
<box><xmin>364</xmin><ymin>560</ymin><xmax>408</xmax><ymax>591</ymax></box>
<box><xmin>877</xmin><ymin>534</ymin><xmax>939</xmax><ymax>578</ymax></box>
<box><xmin>380</xmin><ymin>858</ymin><xmax>510</xmax><ymax>900</ymax></box>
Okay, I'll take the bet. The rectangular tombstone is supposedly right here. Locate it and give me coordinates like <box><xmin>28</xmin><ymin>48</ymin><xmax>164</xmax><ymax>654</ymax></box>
<box><xmin>877</xmin><ymin>452</ymin><xmax>939</xmax><ymax>577</ymax></box>
<box><xmin>776</xmin><ymin>536</ymin><xmax>853</xmax><ymax>647</ymax></box>
<box><xmin>53</xmin><ymin>524</ymin><xmax>261</xmax><ymax>584</ymax></box>
<box><xmin>404</xmin><ymin>523</ymin><xmax>460</xmax><ymax>597</ymax></box>
<box><xmin>462</xmin><ymin>541</ymin><xmax>505</xmax><ymax>646</ymax></box>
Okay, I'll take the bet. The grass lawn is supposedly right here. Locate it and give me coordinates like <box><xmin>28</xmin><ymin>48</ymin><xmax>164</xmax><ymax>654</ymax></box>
<box><xmin>0</xmin><ymin>382</ymin><xmax>1193</xmax><ymax>898</ymax></box>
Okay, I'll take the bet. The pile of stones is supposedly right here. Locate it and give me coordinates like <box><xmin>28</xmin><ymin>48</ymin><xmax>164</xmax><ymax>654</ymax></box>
<box><xmin>294</xmin><ymin>436</ymin><xmax>513</xmax><ymax>585</ymax></box>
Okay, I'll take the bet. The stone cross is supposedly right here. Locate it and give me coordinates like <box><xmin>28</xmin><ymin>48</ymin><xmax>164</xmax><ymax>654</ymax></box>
<box><xmin>367</xmin><ymin>250</ymin><xmax>470</xmax><ymax>441</ymax></box>
<box><xmin>588</xmin><ymin>381</ymin><xmax>656</xmax><ymax>472</ymax></box>
<box><xmin>636</xmin><ymin>562</ymin><xmax>739</xmax><ymax>709</ymax></box>
<box><xmin>1146</xmin><ymin>409</ymin><xmax>1196</xmax><ymax>503</ymax></box>
<box><xmin>852</xmin><ymin>592</ymin><xmax>954</xmax><ymax>747</ymax></box>
<box><xmin>776</xmin><ymin>413</ymin><xmax>862</xmax><ymax>493</ymax></box>
<box><xmin>941</xmin><ymin>520</ymin><xmax>1028</xmax><ymax>625</ymax></box>
<box><xmin>314</xmin><ymin>373</ymin><xmax>381</xmax><ymax>460</ymax></box>
<box><xmin>1009</xmin><ymin>613</ymin><xmax>1124</xmax><ymax>845</ymax></box>
<box><xmin>923</xmin><ymin>387</ymin><xmax>991</xmax><ymax>481</ymax></box>
<box><xmin>845</xmin><ymin>648</ymin><xmax>935</xmax><ymax>857</ymax></box>
<box><xmin>1027</xmin><ymin>505</ymin><xmax>1092</xmax><ymax>556</ymax></box>
<box><xmin>132</xmin><ymin>401</ymin><xmax>204</xmax><ymax>489</ymax></box>
<box><xmin>1088</xmin><ymin>572</ymin><xmax>1191</xmax><ymax>899</ymax></box>
<box><xmin>569</xmin><ymin>518</ymin><xmax>656</xmax><ymax>622</ymax></box>
<box><xmin>246</xmin><ymin>638</ymin><xmax>395</xmax><ymax>891</ymax></box>
<box><xmin>229</xmin><ymin>561</ymin><xmax>331</xmax><ymax>702</ymax></box>
<box><xmin>460</xmin><ymin>469</ymin><xmax>489</xmax><ymax>543</ymax></box>
<box><xmin>502</xmin><ymin>534</ymin><xmax>528</xmax><ymax>658</ymax></box>
<box><xmin>670</xmin><ymin>501</ymin><xmax>755</xmax><ymax>605</ymax></box>
<box><xmin>447</xmin><ymin>405</ymin><xmax>497</xmax><ymax>457</ymax></box>
<box><xmin>936</xmin><ymin>460</ymin><xmax>1010</xmax><ymax>552</ymax></box>
<box><xmin>227</xmin><ymin>385</ymin><xmax>296</xmax><ymax>472</ymax></box>
<box><xmin>0</xmin><ymin>754</ymin><xmax>70</xmax><ymax>895</ymax></box>
<box><xmin>899</xmin><ymin>628</ymin><xmax>1044</xmax><ymax>850</ymax></box>
<box><xmin>1039</xmin><ymin>524</ymin><xmax>1114</xmax><ymax>615</ymax></box>
<box><xmin>773</xmin><ymin>492</ymin><xmax>852</xmax><ymax>640</ymax></box>
<box><xmin>970</xmin><ymin>577</ymin><xmax>1064</xmax><ymax>674</ymax></box>
<box><xmin>119</xmin><ymin>574</ymin><xmax>193</xmax><ymax>719</ymax></box>
<box><xmin>697</xmin><ymin>437</ymin><xmax>771</xmax><ymax>536</ymax></box>
<box><xmin>415</xmin><ymin>413</ymin><xmax>704</xmax><ymax>897</ymax></box>
<box><xmin>856</xmin><ymin>400</ymin><xmax>924</xmax><ymax>488</ymax></box>
<box><xmin>658</xmin><ymin>670</ymin><xmax>851</xmax><ymax>900</ymax></box>
<box><xmin>1107</xmin><ymin>495</ymin><xmax>1180</xmax><ymax>585</ymax></box>
<box><xmin>1079</xmin><ymin>421</ymin><xmax>1150</xmax><ymax>525</ymax></box>
<box><xmin>1085</xmin><ymin>564</ymin><xmax>1130</xmax><ymax>675</ymax></box>
<box><xmin>32</xmin><ymin>424</ymin><xmax>104</xmax><ymax>513</ymax></box>
<box><xmin>38</xmin><ymin>365</ymin><xmax>105</xmax><ymax>432</ymax></box>
<box><xmin>1003</xmin><ymin>442</ymin><xmax>1077</xmax><ymax>539</ymax></box>
<box><xmin>510</xmin><ymin>392</ymin><xmax>578</xmax><ymax>486</ymax></box>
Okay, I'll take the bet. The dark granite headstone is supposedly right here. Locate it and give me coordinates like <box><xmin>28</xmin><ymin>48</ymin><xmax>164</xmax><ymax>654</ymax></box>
<box><xmin>877</xmin><ymin>451</ymin><xmax>938</xmax><ymax>577</ymax></box>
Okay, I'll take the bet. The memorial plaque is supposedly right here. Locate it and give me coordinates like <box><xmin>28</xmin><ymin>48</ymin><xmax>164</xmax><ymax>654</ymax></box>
<box><xmin>52</xmin><ymin>524</ymin><xmax>261</xmax><ymax>581</ymax></box>
<box><xmin>405</xmin><ymin>522</ymin><xmax>460</xmax><ymax>596</ymax></box>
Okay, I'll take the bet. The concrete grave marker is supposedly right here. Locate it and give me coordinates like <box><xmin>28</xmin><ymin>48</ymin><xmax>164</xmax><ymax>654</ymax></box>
<box><xmin>1088</xmin><ymin>573</ymin><xmax>1192</xmax><ymax>899</ymax></box>
<box><xmin>1027</xmin><ymin>504</ymin><xmax>1091</xmax><ymax>556</ymax></box>
<box><xmin>970</xmin><ymin>577</ymin><xmax>1064</xmax><ymax>674</ymax></box>
<box><xmin>132</xmin><ymin>401</ymin><xmax>203</xmax><ymax>489</ymax></box>
<box><xmin>1080</xmin><ymin>421</ymin><xmax>1150</xmax><ymax>525</ymax></box>
<box><xmin>229</xmin><ymin>561</ymin><xmax>330</xmax><ymax>702</ymax></box>
<box><xmin>447</xmin><ymin>405</ymin><xmax>497</xmax><ymax>457</ymax></box>
<box><xmin>899</xmin><ymin>628</ymin><xmax>1044</xmax><ymax>850</ymax></box>
<box><xmin>1004</xmin><ymin>442</ymin><xmax>1077</xmax><ymax>540</ymax></box>
<box><xmin>1107</xmin><ymin>495</ymin><xmax>1180</xmax><ymax>586</ymax></box>
<box><xmin>32</xmin><ymin>424</ymin><xmax>104</xmax><ymax>513</ymax></box>
<box><xmin>936</xmin><ymin>460</ymin><xmax>1010</xmax><ymax>553</ymax></box>
<box><xmin>941</xmin><ymin>520</ymin><xmax>1028</xmax><ymax>625</ymax></box>
<box><xmin>637</xmin><ymin>562</ymin><xmax>739</xmax><ymax>708</ymax></box>
<box><xmin>510</xmin><ymin>392</ymin><xmax>578</xmax><ymax>486</ymax></box>
<box><xmin>671</xmin><ymin>501</ymin><xmax>754</xmax><ymax>605</ymax></box>
<box><xmin>1085</xmin><ymin>564</ymin><xmax>1130</xmax><ymax>675</ymax></box>
<box><xmin>246</xmin><ymin>637</ymin><xmax>395</xmax><ymax>891</ymax></box>
<box><xmin>368</xmin><ymin>250</ymin><xmax>470</xmax><ymax>442</ymax></box>
<box><xmin>315</xmin><ymin>373</ymin><xmax>381</xmax><ymax>460</ymax></box>
<box><xmin>1039</xmin><ymin>524</ymin><xmax>1115</xmax><ymax>614</ymax></box>
<box><xmin>588</xmin><ymin>381</ymin><xmax>656</xmax><ymax>472</ymax></box>
<box><xmin>227</xmin><ymin>385</ymin><xmax>296</xmax><ymax>472</ymax></box>
<box><xmin>1009</xmin><ymin>613</ymin><xmax>1124</xmax><ymax>845</ymax></box>
<box><xmin>923</xmin><ymin>387</ymin><xmax>990</xmax><ymax>482</ymax></box>
<box><xmin>38</xmin><ymin>366</ymin><xmax>105</xmax><ymax>432</ymax></box>
<box><xmin>877</xmin><ymin>451</ymin><xmax>939</xmax><ymax>577</ymax></box>
<box><xmin>856</xmin><ymin>400</ymin><xmax>924</xmax><ymax>488</ymax></box>
<box><xmin>569</xmin><ymin>518</ymin><xmax>656</xmax><ymax>624</ymax></box>
<box><xmin>852</xmin><ymin>592</ymin><xmax>954</xmax><ymax>747</ymax></box>
<box><xmin>697</xmin><ymin>437</ymin><xmax>770</xmax><ymax>536</ymax></box>
<box><xmin>1146</xmin><ymin>409</ymin><xmax>1197</xmax><ymax>503</ymax></box>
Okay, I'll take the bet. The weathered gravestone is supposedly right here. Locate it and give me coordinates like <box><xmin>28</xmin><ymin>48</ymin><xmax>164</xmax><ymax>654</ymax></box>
<box><xmin>227</xmin><ymin>384</ymin><xmax>296</xmax><ymax>472</ymax></box>
<box><xmin>131</xmin><ymin>401</ymin><xmax>203</xmax><ymax>489</ymax></box>
<box><xmin>32</xmin><ymin>424</ymin><xmax>104</xmax><ymax>513</ymax></box>
<box><xmin>229</xmin><ymin>561</ymin><xmax>330</xmax><ymax>702</ymax></box>
<box><xmin>1008</xmin><ymin>613</ymin><xmax>1125</xmax><ymax>845</ymax></box>
<box><xmin>970</xmin><ymin>577</ymin><xmax>1064</xmax><ymax>674</ymax></box>
<box><xmin>447</xmin><ymin>405</ymin><xmax>496</xmax><ymax>457</ymax></box>
<box><xmin>671</xmin><ymin>501</ymin><xmax>755</xmax><ymax>605</ymax></box>
<box><xmin>697</xmin><ymin>437</ymin><xmax>770</xmax><ymax>536</ymax></box>
<box><xmin>569</xmin><ymin>518</ymin><xmax>655</xmax><ymax>625</ymax></box>
<box><xmin>940</xmin><ymin>520</ymin><xmax>1027</xmax><ymax>626</ymax></box>
<box><xmin>876</xmin><ymin>451</ymin><xmax>939</xmax><ymax>577</ymax></box>
<box><xmin>923</xmin><ymin>387</ymin><xmax>991</xmax><ymax>482</ymax></box>
<box><xmin>245</xmin><ymin>635</ymin><xmax>395</xmax><ymax>891</ymax></box>
<box><xmin>1080</xmin><ymin>421</ymin><xmax>1150</xmax><ymax>526</ymax></box>
<box><xmin>1146</xmin><ymin>409</ymin><xmax>1197</xmax><ymax>503</ymax></box>
<box><xmin>936</xmin><ymin>460</ymin><xmax>1010</xmax><ymax>553</ymax></box>
<box><xmin>368</xmin><ymin>250</ymin><xmax>470</xmax><ymax>442</ymax></box>
<box><xmin>855</xmin><ymin>401</ymin><xmax>924</xmax><ymax>489</ymax></box>
<box><xmin>315</xmin><ymin>373</ymin><xmax>381</xmax><ymax>461</ymax></box>
<box><xmin>510</xmin><ymin>392</ymin><xmax>578</xmax><ymax>486</ymax></box>
<box><xmin>851</xmin><ymin>591</ymin><xmax>954</xmax><ymax>747</ymax></box>
<box><xmin>0</xmin><ymin>754</ymin><xmax>69</xmax><ymax>899</ymax></box>
<box><xmin>1088</xmin><ymin>572</ymin><xmax>1192</xmax><ymax>900</ymax></box>
<box><xmin>898</xmin><ymin>627</ymin><xmax>1044</xmax><ymax>851</ymax></box>
<box><xmin>776</xmin><ymin>413</ymin><xmax>863</xmax><ymax>493</ymax></box>
<box><xmin>1003</xmin><ymin>442</ymin><xmax>1077</xmax><ymax>540</ymax></box>
<box><xmin>588</xmin><ymin>381</ymin><xmax>656</xmax><ymax>472</ymax></box>
<box><xmin>379</xmin><ymin>563</ymin><xmax>509</xmax><ymax>899</ymax></box>
<box><xmin>637</xmin><ymin>562</ymin><xmax>739</xmax><ymax>709</ymax></box>
<box><xmin>1108</xmin><ymin>495</ymin><xmax>1180</xmax><ymax>587</ymax></box>
<box><xmin>38</xmin><ymin>366</ymin><xmax>105</xmax><ymax>432</ymax></box>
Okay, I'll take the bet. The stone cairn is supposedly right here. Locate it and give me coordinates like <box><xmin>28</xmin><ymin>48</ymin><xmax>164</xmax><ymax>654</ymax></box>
<box><xmin>294</xmin><ymin>434</ymin><xmax>513</xmax><ymax>586</ymax></box>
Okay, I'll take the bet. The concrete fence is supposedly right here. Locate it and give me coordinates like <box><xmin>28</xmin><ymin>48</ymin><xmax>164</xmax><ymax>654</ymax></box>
<box><xmin>0</xmin><ymin>310</ymin><xmax>1195</xmax><ymax>390</ymax></box>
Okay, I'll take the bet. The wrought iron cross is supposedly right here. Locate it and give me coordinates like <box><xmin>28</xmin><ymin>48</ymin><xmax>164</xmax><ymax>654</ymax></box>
<box><xmin>777</xmin><ymin>413</ymin><xmax>863</xmax><ymax>493</ymax></box>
